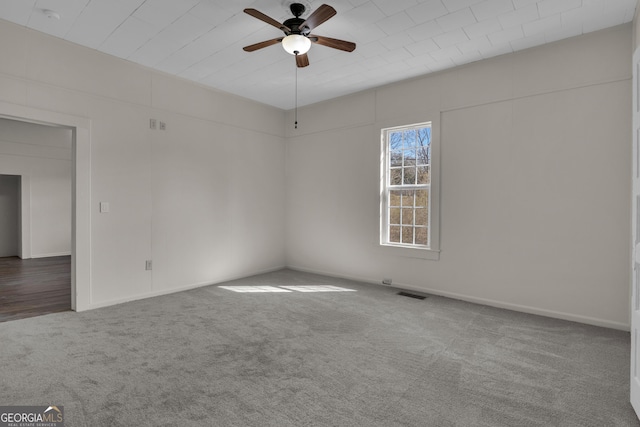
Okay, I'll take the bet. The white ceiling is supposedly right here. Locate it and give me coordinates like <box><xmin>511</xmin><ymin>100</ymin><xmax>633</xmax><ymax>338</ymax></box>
<box><xmin>0</xmin><ymin>0</ymin><xmax>637</xmax><ymax>110</ymax></box>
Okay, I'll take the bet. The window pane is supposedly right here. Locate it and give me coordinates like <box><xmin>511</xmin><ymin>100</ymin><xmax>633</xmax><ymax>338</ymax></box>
<box><xmin>417</xmin><ymin>127</ymin><xmax>431</xmax><ymax>147</ymax></box>
<box><xmin>415</xmin><ymin>208</ymin><xmax>428</xmax><ymax>226</ymax></box>
<box><xmin>401</xmin><ymin>191</ymin><xmax>415</xmax><ymax>207</ymax></box>
<box><xmin>389</xmin><ymin>208</ymin><xmax>401</xmax><ymax>225</ymax></box>
<box><xmin>390</xmin><ymin>150</ymin><xmax>403</xmax><ymax>167</ymax></box>
<box><xmin>417</xmin><ymin>166</ymin><xmax>430</xmax><ymax>184</ymax></box>
<box><xmin>415</xmin><ymin>189</ymin><xmax>428</xmax><ymax>208</ymax></box>
<box><xmin>402</xmin><ymin>208</ymin><xmax>414</xmax><ymax>225</ymax></box>
<box><xmin>389</xmin><ymin>226</ymin><xmax>401</xmax><ymax>243</ymax></box>
<box><xmin>403</xmin><ymin>167</ymin><xmax>416</xmax><ymax>185</ymax></box>
<box><xmin>404</xmin><ymin>150</ymin><xmax>416</xmax><ymax>166</ymax></box>
<box><xmin>402</xmin><ymin>226</ymin><xmax>414</xmax><ymax>244</ymax></box>
<box><xmin>389</xmin><ymin>191</ymin><xmax>401</xmax><ymax>207</ymax></box>
<box><xmin>415</xmin><ymin>227</ymin><xmax>428</xmax><ymax>245</ymax></box>
<box><xmin>390</xmin><ymin>132</ymin><xmax>402</xmax><ymax>150</ymax></box>
<box><xmin>417</xmin><ymin>146</ymin><xmax>429</xmax><ymax>165</ymax></box>
<box><xmin>390</xmin><ymin>168</ymin><xmax>402</xmax><ymax>185</ymax></box>
<box><xmin>404</xmin><ymin>130</ymin><xmax>416</xmax><ymax>148</ymax></box>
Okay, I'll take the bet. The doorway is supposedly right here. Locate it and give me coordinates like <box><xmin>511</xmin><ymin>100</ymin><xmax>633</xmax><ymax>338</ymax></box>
<box><xmin>0</xmin><ymin>103</ymin><xmax>91</xmax><ymax>314</ymax></box>
<box><xmin>0</xmin><ymin>118</ymin><xmax>73</xmax><ymax>321</ymax></box>
<box><xmin>0</xmin><ymin>175</ymin><xmax>20</xmax><ymax>258</ymax></box>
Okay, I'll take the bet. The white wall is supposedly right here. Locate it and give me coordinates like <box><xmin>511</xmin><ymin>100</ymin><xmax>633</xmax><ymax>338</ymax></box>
<box><xmin>0</xmin><ymin>19</ymin><xmax>286</xmax><ymax>308</ymax></box>
<box><xmin>285</xmin><ymin>25</ymin><xmax>632</xmax><ymax>330</ymax></box>
<box><xmin>0</xmin><ymin>118</ymin><xmax>72</xmax><ymax>258</ymax></box>
<box><xmin>0</xmin><ymin>175</ymin><xmax>20</xmax><ymax>257</ymax></box>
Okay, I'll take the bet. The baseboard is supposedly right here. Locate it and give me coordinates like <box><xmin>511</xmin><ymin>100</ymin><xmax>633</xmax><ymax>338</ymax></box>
<box><xmin>287</xmin><ymin>265</ymin><xmax>630</xmax><ymax>332</ymax></box>
<box><xmin>83</xmin><ymin>264</ymin><xmax>287</xmax><ymax>311</ymax></box>
<box><xmin>30</xmin><ymin>252</ymin><xmax>72</xmax><ymax>258</ymax></box>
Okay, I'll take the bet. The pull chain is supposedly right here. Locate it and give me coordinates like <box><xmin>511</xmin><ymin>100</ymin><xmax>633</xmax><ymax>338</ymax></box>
<box><xmin>294</xmin><ymin>55</ymin><xmax>298</xmax><ymax>129</ymax></box>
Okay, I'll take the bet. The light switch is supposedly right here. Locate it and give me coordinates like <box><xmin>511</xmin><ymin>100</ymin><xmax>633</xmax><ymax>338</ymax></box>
<box><xmin>100</xmin><ymin>202</ymin><xmax>110</xmax><ymax>213</ymax></box>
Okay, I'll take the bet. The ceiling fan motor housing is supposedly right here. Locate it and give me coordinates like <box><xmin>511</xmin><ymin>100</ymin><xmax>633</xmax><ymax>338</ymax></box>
<box><xmin>290</xmin><ymin>3</ymin><xmax>306</xmax><ymax>17</ymax></box>
<box><xmin>283</xmin><ymin>3</ymin><xmax>310</xmax><ymax>35</ymax></box>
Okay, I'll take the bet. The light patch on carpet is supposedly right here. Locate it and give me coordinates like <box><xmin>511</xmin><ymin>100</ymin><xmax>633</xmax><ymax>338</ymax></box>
<box><xmin>219</xmin><ymin>285</ymin><xmax>357</xmax><ymax>293</ymax></box>
<box><xmin>218</xmin><ymin>286</ymin><xmax>292</xmax><ymax>293</ymax></box>
<box><xmin>279</xmin><ymin>285</ymin><xmax>357</xmax><ymax>292</ymax></box>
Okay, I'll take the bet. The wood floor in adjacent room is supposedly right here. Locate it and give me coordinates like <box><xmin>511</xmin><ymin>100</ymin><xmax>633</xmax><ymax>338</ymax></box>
<box><xmin>0</xmin><ymin>255</ymin><xmax>71</xmax><ymax>322</ymax></box>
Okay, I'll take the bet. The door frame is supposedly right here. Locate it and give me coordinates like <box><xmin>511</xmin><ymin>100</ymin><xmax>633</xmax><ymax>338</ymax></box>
<box><xmin>0</xmin><ymin>174</ymin><xmax>22</xmax><ymax>257</ymax></box>
<box><xmin>631</xmin><ymin>47</ymin><xmax>640</xmax><ymax>417</ymax></box>
<box><xmin>0</xmin><ymin>102</ymin><xmax>91</xmax><ymax>312</ymax></box>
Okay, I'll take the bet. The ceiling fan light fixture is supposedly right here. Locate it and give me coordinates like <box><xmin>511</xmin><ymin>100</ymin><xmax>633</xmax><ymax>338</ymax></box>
<box><xmin>282</xmin><ymin>34</ymin><xmax>311</xmax><ymax>55</ymax></box>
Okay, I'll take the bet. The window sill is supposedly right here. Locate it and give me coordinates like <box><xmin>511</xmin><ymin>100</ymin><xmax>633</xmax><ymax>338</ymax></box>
<box><xmin>378</xmin><ymin>244</ymin><xmax>440</xmax><ymax>260</ymax></box>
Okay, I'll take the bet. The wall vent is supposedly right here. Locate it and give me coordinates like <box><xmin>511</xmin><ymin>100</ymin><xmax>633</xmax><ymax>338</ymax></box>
<box><xmin>397</xmin><ymin>291</ymin><xmax>427</xmax><ymax>300</ymax></box>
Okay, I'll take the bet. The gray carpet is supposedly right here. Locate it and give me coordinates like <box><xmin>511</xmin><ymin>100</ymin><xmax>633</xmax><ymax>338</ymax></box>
<box><xmin>0</xmin><ymin>269</ymin><xmax>637</xmax><ymax>426</ymax></box>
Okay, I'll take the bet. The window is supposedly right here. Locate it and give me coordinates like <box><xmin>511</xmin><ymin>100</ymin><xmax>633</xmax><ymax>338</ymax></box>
<box><xmin>380</xmin><ymin>121</ymin><xmax>438</xmax><ymax>256</ymax></box>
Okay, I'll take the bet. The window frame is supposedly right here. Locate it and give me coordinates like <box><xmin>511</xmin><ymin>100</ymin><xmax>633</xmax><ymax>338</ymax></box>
<box><xmin>379</xmin><ymin>119</ymin><xmax>440</xmax><ymax>260</ymax></box>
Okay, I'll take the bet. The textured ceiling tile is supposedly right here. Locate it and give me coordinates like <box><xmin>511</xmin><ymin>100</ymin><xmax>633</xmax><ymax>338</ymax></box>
<box><xmin>377</xmin><ymin>11</ymin><xmax>412</xmax><ymax>35</ymax></box>
<box><xmin>405</xmin><ymin>38</ymin><xmax>440</xmax><ymax>56</ymax></box>
<box><xmin>537</xmin><ymin>0</ymin><xmax>582</xmax><ymax>18</ymax></box>
<box><xmin>355</xmin><ymin>40</ymin><xmax>389</xmax><ymax>58</ymax></box>
<box><xmin>28</xmin><ymin>0</ymin><xmax>90</xmax><ymax>38</ymax></box>
<box><xmin>522</xmin><ymin>13</ymin><xmax>561</xmax><ymax>37</ymax></box>
<box><xmin>65</xmin><ymin>0</ymin><xmax>146</xmax><ymax>49</ymax></box>
<box><xmin>407</xmin><ymin>20</ymin><xmax>443</xmax><ymax>42</ymax></box>
<box><xmin>187</xmin><ymin>2</ymin><xmax>234</xmax><ymax>28</ymax></box>
<box><xmin>361</xmin><ymin>55</ymin><xmax>390</xmax><ymax>70</ymax></box>
<box><xmin>0</xmin><ymin>0</ymin><xmax>36</xmax><ymax>25</ymax></box>
<box><xmin>348</xmin><ymin>0</ymin><xmax>371</xmax><ymax>9</ymax></box>
<box><xmin>463</xmin><ymin>17</ymin><xmax>502</xmax><ymax>39</ymax></box>
<box><xmin>127</xmin><ymin>41</ymin><xmax>172</xmax><ymax>68</ymax></box>
<box><xmin>512</xmin><ymin>0</ymin><xmax>539</xmax><ymax>8</ymax></box>
<box><xmin>430</xmin><ymin>45</ymin><xmax>463</xmax><ymax>60</ymax></box>
<box><xmin>457</xmin><ymin>35</ymin><xmax>492</xmax><ymax>54</ymax></box>
<box><xmin>404</xmin><ymin>55</ymin><xmax>433</xmax><ymax>71</ymax></box>
<box><xmin>437</xmin><ymin>7</ymin><xmax>477</xmax><ymax>32</ymax></box>
<box><xmin>156</xmin><ymin>13</ymin><xmax>211</xmax><ymax>49</ymax></box>
<box><xmin>443</xmin><ymin>0</ymin><xmax>485</xmax><ymax>13</ymax></box>
<box><xmin>433</xmin><ymin>28</ymin><xmax>469</xmax><ymax>48</ymax></box>
<box><xmin>180</xmin><ymin>51</ymin><xmax>240</xmax><ymax>81</ymax></box>
<box><xmin>100</xmin><ymin>16</ymin><xmax>158</xmax><ymax>58</ymax></box>
<box><xmin>487</xmin><ymin>24</ymin><xmax>524</xmax><ymax>45</ymax></box>
<box><xmin>373</xmin><ymin>0</ymin><xmax>418</xmax><ymax>16</ymax></box>
<box><xmin>132</xmin><ymin>0</ymin><xmax>200</xmax><ymax>29</ymax></box>
<box><xmin>383</xmin><ymin>46</ymin><xmax>414</xmax><ymax>62</ymax></box>
<box><xmin>343</xmin><ymin>2</ymin><xmax>385</xmax><ymax>28</ymax></box>
<box><xmin>470</xmin><ymin>0</ymin><xmax>514</xmax><ymax>22</ymax></box>
<box><xmin>380</xmin><ymin>32</ymin><xmax>416</xmax><ymax>50</ymax></box>
<box><xmin>498</xmin><ymin>4</ymin><xmax>539</xmax><ymax>29</ymax></box>
<box><xmin>355</xmin><ymin>23</ymin><xmax>388</xmax><ymax>42</ymax></box>
<box><xmin>407</xmin><ymin>0</ymin><xmax>449</xmax><ymax>25</ymax></box>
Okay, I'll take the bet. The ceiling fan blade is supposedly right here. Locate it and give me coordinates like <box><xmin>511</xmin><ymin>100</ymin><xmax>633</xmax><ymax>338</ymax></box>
<box><xmin>299</xmin><ymin>4</ymin><xmax>336</xmax><ymax>32</ymax></box>
<box><xmin>244</xmin><ymin>8</ymin><xmax>290</xmax><ymax>33</ymax></box>
<box><xmin>296</xmin><ymin>53</ymin><xmax>310</xmax><ymax>68</ymax></box>
<box><xmin>309</xmin><ymin>35</ymin><xmax>356</xmax><ymax>52</ymax></box>
<box><xmin>243</xmin><ymin>38</ymin><xmax>283</xmax><ymax>52</ymax></box>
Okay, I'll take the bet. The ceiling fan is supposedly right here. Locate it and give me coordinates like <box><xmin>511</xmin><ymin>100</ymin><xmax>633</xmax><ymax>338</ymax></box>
<box><xmin>243</xmin><ymin>3</ymin><xmax>356</xmax><ymax>68</ymax></box>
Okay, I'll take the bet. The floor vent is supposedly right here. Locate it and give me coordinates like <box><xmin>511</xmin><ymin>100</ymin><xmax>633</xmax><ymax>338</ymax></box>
<box><xmin>397</xmin><ymin>291</ymin><xmax>427</xmax><ymax>300</ymax></box>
